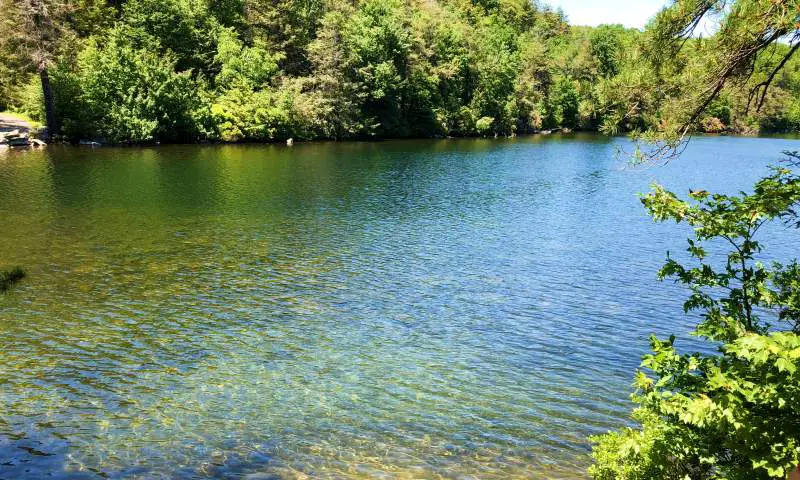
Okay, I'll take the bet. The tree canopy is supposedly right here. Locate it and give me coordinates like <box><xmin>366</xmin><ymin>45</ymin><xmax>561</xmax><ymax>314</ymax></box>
<box><xmin>632</xmin><ymin>0</ymin><xmax>800</xmax><ymax>160</ymax></box>
<box><xmin>1</xmin><ymin>0</ymin><xmax>799</xmax><ymax>143</ymax></box>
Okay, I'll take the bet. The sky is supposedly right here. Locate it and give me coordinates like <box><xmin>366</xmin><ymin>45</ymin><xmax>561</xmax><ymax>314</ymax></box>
<box><xmin>545</xmin><ymin>0</ymin><xmax>668</xmax><ymax>29</ymax></box>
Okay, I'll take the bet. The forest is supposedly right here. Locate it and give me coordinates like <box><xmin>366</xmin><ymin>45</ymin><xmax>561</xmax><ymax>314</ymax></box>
<box><xmin>1</xmin><ymin>0</ymin><xmax>799</xmax><ymax>144</ymax></box>
<box><xmin>2</xmin><ymin>1</ymin><xmax>800</xmax><ymax>479</ymax></box>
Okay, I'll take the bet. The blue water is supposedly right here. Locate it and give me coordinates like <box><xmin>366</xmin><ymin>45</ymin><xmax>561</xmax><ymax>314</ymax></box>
<box><xmin>0</xmin><ymin>134</ymin><xmax>797</xmax><ymax>478</ymax></box>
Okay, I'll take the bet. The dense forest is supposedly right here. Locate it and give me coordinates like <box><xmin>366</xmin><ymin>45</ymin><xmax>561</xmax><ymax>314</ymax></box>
<box><xmin>1</xmin><ymin>0</ymin><xmax>799</xmax><ymax>144</ymax></box>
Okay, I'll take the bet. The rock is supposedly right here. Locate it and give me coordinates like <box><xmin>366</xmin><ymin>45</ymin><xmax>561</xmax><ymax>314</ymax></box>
<box><xmin>30</xmin><ymin>138</ymin><xmax>47</xmax><ymax>147</ymax></box>
<box><xmin>244</xmin><ymin>474</ymin><xmax>280</xmax><ymax>480</ymax></box>
<box><xmin>286</xmin><ymin>138</ymin><xmax>294</xmax><ymax>146</ymax></box>
<box><xmin>7</xmin><ymin>135</ymin><xmax>30</xmax><ymax>147</ymax></box>
<box><xmin>79</xmin><ymin>140</ymin><xmax>101</xmax><ymax>147</ymax></box>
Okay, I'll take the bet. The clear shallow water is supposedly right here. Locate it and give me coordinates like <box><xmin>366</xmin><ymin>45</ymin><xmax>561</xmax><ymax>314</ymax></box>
<box><xmin>0</xmin><ymin>134</ymin><xmax>798</xmax><ymax>479</ymax></box>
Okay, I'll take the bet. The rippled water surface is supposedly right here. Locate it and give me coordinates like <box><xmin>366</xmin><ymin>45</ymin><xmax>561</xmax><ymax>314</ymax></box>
<box><xmin>1</xmin><ymin>135</ymin><xmax>798</xmax><ymax>479</ymax></box>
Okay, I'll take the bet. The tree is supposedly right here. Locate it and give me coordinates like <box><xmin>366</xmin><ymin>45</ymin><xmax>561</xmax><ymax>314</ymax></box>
<box><xmin>2</xmin><ymin>0</ymin><xmax>800</xmax><ymax>142</ymax></box>
<box><xmin>65</xmin><ymin>25</ymin><xmax>204</xmax><ymax>143</ymax></box>
<box><xmin>590</xmin><ymin>3</ymin><xmax>800</xmax><ymax>478</ymax></box>
<box><xmin>547</xmin><ymin>76</ymin><xmax>579</xmax><ymax>128</ymax></box>
<box><xmin>307</xmin><ymin>3</ymin><xmax>365</xmax><ymax>138</ymax></box>
<box><xmin>4</xmin><ymin>0</ymin><xmax>68</xmax><ymax>138</ymax></box>
<box><xmin>244</xmin><ymin>0</ymin><xmax>325</xmax><ymax>75</ymax></box>
<box><xmin>122</xmin><ymin>0</ymin><xmax>223</xmax><ymax>76</ymax></box>
<box><xmin>636</xmin><ymin>0</ymin><xmax>800</xmax><ymax>160</ymax></box>
<box><xmin>590</xmin><ymin>25</ymin><xmax>623</xmax><ymax>78</ymax></box>
<box><xmin>591</xmin><ymin>155</ymin><xmax>800</xmax><ymax>479</ymax></box>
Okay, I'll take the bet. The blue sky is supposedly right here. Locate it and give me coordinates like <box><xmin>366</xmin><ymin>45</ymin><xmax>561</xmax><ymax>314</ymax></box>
<box><xmin>545</xmin><ymin>0</ymin><xmax>668</xmax><ymax>29</ymax></box>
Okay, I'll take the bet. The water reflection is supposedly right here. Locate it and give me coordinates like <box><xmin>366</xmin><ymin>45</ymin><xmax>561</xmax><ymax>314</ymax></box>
<box><xmin>1</xmin><ymin>135</ymin><xmax>798</xmax><ymax>478</ymax></box>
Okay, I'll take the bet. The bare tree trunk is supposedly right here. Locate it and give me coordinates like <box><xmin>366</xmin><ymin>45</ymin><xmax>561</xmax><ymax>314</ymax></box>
<box><xmin>39</xmin><ymin>67</ymin><xmax>57</xmax><ymax>139</ymax></box>
<box><xmin>789</xmin><ymin>465</ymin><xmax>800</xmax><ymax>480</ymax></box>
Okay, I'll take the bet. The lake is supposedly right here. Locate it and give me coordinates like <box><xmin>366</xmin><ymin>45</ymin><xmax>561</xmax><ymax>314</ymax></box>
<box><xmin>1</xmin><ymin>134</ymin><xmax>798</xmax><ymax>479</ymax></box>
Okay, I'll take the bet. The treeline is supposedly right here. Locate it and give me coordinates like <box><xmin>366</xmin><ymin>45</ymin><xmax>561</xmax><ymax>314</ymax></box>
<box><xmin>1</xmin><ymin>0</ymin><xmax>799</xmax><ymax>144</ymax></box>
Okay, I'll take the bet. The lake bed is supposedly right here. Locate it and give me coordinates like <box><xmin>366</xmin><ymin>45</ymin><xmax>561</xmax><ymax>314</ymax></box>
<box><xmin>1</xmin><ymin>134</ymin><xmax>798</xmax><ymax>479</ymax></box>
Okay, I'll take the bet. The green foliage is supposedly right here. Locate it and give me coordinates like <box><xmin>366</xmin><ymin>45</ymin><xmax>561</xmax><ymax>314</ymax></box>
<box><xmin>66</xmin><ymin>0</ymin><xmax>118</xmax><ymax>38</ymax></box>
<box><xmin>1</xmin><ymin>0</ymin><xmax>799</xmax><ymax>142</ymax></box>
<box><xmin>627</xmin><ymin>0</ymin><xmax>800</xmax><ymax>159</ymax></box>
<box><xmin>214</xmin><ymin>28</ymin><xmax>280</xmax><ymax>89</ymax></box>
<box><xmin>475</xmin><ymin>116</ymin><xmax>494</xmax><ymax>134</ymax></box>
<box><xmin>590</xmin><ymin>25</ymin><xmax>623</xmax><ymax>77</ymax></box>
<box><xmin>122</xmin><ymin>0</ymin><xmax>222</xmax><ymax>76</ymax></box>
<box><xmin>547</xmin><ymin>76</ymin><xmax>579</xmax><ymax>129</ymax></box>
<box><xmin>59</xmin><ymin>26</ymin><xmax>204</xmax><ymax>143</ymax></box>
<box><xmin>210</xmin><ymin>78</ymin><xmax>322</xmax><ymax>142</ymax></box>
<box><xmin>591</xmin><ymin>154</ymin><xmax>800</xmax><ymax>479</ymax></box>
<box><xmin>15</xmin><ymin>75</ymin><xmax>45</xmax><ymax>122</ymax></box>
<box><xmin>341</xmin><ymin>0</ymin><xmax>419</xmax><ymax>136</ymax></box>
<box><xmin>244</xmin><ymin>0</ymin><xmax>326</xmax><ymax>75</ymax></box>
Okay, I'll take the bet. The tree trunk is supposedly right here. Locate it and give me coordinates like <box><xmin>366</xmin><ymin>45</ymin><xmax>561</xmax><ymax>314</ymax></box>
<box><xmin>39</xmin><ymin>68</ymin><xmax>57</xmax><ymax>140</ymax></box>
<box><xmin>789</xmin><ymin>465</ymin><xmax>800</xmax><ymax>480</ymax></box>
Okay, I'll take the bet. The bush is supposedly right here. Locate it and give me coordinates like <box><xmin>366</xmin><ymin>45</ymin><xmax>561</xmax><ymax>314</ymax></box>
<box><xmin>590</xmin><ymin>154</ymin><xmax>800</xmax><ymax>479</ymax></box>
<box><xmin>475</xmin><ymin>116</ymin><xmax>494</xmax><ymax>135</ymax></box>
<box><xmin>16</xmin><ymin>75</ymin><xmax>44</xmax><ymax>122</ymax></box>
<box><xmin>700</xmin><ymin>116</ymin><xmax>726</xmax><ymax>133</ymax></box>
<box><xmin>56</xmin><ymin>26</ymin><xmax>204</xmax><ymax>143</ymax></box>
<box><xmin>211</xmin><ymin>79</ymin><xmax>325</xmax><ymax>142</ymax></box>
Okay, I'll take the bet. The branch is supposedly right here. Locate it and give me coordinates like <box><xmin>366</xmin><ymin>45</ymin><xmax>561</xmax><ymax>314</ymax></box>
<box><xmin>747</xmin><ymin>41</ymin><xmax>800</xmax><ymax>114</ymax></box>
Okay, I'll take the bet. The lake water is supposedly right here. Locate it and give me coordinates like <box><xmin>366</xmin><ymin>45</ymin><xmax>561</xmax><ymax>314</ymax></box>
<box><xmin>1</xmin><ymin>134</ymin><xmax>798</xmax><ymax>479</ymax></box>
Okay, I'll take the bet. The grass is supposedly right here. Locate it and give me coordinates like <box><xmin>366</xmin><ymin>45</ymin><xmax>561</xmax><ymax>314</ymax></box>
<box><xmin>0</xmin><ymin>267</ymin><xmax>25</xmax><ymax>292</ymax></box>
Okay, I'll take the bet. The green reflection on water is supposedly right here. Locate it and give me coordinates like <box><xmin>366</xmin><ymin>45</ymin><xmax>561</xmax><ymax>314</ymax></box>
<box><xmin>0</xmin><ymin>135</ymin><xmax>695</xmax><ymax>478</ymax></box>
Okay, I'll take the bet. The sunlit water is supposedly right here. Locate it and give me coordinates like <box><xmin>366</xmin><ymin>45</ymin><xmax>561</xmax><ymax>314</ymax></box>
<box><xmin>0</xmin><ymin>134</ymin><xmax>798</xmax><ymax>479</ymax></box>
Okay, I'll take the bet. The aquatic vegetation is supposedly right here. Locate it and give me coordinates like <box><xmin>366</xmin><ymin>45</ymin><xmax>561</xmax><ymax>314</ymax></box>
<box><xmin>0</xmin><ymin>267</ymin><xmax>24</xmax><ymax>292</ymax></box>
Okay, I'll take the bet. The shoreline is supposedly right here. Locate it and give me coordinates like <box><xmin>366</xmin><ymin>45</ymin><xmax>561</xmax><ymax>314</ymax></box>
<box><xmin>0</xmin><ymin>112</ymin><xmax>35</xmax><ymax>135</ymax></box>
<box><xmin>48</xmin><ymin>130</ymin><xmax>800</xmax><ymax>149</ymax></box>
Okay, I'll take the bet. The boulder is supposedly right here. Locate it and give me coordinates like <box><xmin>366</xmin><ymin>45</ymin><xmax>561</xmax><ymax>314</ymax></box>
<box><xmin>7</xmin><ymin>135</ymin><xmax>31</xmax><ymax>147</ymax></box>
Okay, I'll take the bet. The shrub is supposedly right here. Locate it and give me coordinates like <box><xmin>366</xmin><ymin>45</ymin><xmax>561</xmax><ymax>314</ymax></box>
<box><xmin>590</xmin><ymin>154</ymin><xmax>800</xmax><ymax>479</ymax></box>
<box><xmin>58</xmin><ymin>26</ymin><xmax>203</xmax><ymax>143</ymax></box>
<box><xmin>475</xmin><ymin>116</ymin><xmax>494</xmax><ymax>135</ymax></box>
